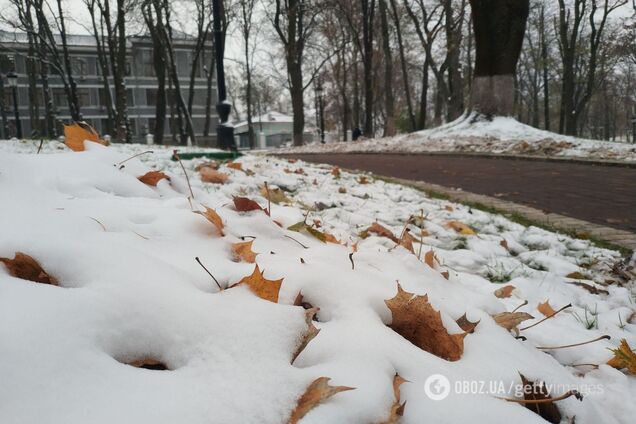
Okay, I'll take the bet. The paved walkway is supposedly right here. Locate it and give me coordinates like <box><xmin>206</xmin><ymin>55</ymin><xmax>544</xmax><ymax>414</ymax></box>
<box><xmin>280</xmin><ymin>153</ymin><xmax>636</xmax><ymax>251</ymax></box>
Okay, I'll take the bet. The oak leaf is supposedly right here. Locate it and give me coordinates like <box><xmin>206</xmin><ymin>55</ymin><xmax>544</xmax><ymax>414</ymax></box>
<box><xmin>0</xmin><ymin>252</ymin><xmax>59</xmax><ymax>285</ymax></box>
<box><xmin>494</xmin><ymin>285</ymin><xmax>516</xmax><ymax>299</ymax></box>
<box><xmin>260</xmin><ymin>185</ymin><xmax>292</xmax><ymax>204</ymax></box>
<box><xmin>233</xmin><ymin>196</ymin><xmax>263</xmax><ymax>212</ymax></box>
<box><xmin>138</xmin><ymin>170</ymin><xmax>170</xmax><ymax>186</ymax></box>
<box><xmin>607</xmin><ymin>338</ymin><xmax>636</xmax><ymax>375</ymax></box>
<box><xmin>288</xmin><ymin>221</ymin><xmax>328</xmax><ymax>243</ymax></box>
<box><xmin>193</xmin><ymin>206</ymin><xmax>224</xmax><ymax>236</ymax></box>
<box><xmin>492</xmin><ymin>312</ymin><xmax>533</xmax><ymax>336</ymax></box>
<box><xmin>518</xmin><ymin>373</ymin><xmax>561</xmax><ymax>424</ymax></box>
<box><xmin>424</xmin><ymin>250</ymin><xmax>439</xmax><ymax>269</ymax></box>
<box><xmin>367</xmin><ymin>222</ymin><xmax>399</xmax><ymax>243</ymax></box>
<box><xmin>232</xmin><ymin>265</ymin><xmax>282</xmax><ymax>303</ymax></box>
<box><xmin>381</xmin><ymin>374</ymin><xmax>407</xmax><ymax>424</ymax></box>
<box><xmin>63</xmin><ymin>122</ymin><xmax>106</xmax><ymax>151</ymax></box>
<box><xmin>537</xmin><ymin>300</ymin><xmax>557</xmax><ymax>317</ymax></box>
<box><xmin>385</xmin><ymin>284</ymin><xmax>465</xmax><ymax>361</ymax></box>
<box><xmin>231</xmin><ymin>240</ymin><xmax>258</xmax><ymax>263</ymax></box>
<box><xmin>456</xmin><ymin>313</ymin><xmax>480</xmax><ymax>334</ymax></box>
<box><xmin>291</xmin><ymin>307</ymin><xmax>320</xmax><ymax>363</ymax></box>
<box><xmin>288</xmin><ymin>377</ymin><xmax>354</xmax><ymax>424</ymax></box>
<box><xmin>446</xmin><ymin>220</ymin><xmax>476</xmax><ymax>235</ymax></box>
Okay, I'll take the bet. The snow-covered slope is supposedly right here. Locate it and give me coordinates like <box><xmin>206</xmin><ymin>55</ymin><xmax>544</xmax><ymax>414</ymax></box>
<box><xmin>1</xmin><ymin>139</ymin><xmax>635</xmax><ymax>424</ymax></box>
<box><xmin>282</xmin><ymin>114</ymin><xmax>636</xmax><ymax>162</ymax></box>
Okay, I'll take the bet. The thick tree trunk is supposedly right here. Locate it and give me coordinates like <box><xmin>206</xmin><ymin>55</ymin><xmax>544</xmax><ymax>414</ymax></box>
<box><xmin>469</xmin><ymin>0</ymin><xmax>529</xmax><ymax>118</ymax></box>
<box><xmin>289</xmin><ymin>65</ymin><xmax>304</xmax><ymax>146</ymax></box>
<box><xmin>379</xmin><ymin>0</ymin><xmax>395</xmax><ymax>136</ymax></box>
<box><xmin>362</xmin><ymin>0</ymin><xmax>376</xmax><ymax>137</ymax></box>
<box><xmin>388</xmin><ymin>0</ymin><xmax>415</xmax><ymax>131</ymax></box>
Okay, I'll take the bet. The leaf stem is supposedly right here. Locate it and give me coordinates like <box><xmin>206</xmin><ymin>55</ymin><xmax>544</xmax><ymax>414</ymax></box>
<box><xmin>536</xmin><ymin>335</ymin><xmax>610</xmax><ymax>350</ymax></box>
<box><xmin>116</xmin><ymin>150</ymin><xmax>153</xmax><ymax>166</ymax></box>
<box><xmin>195</xmin><ymin>257</ymin><xmax>222</xmax><ymax>291</ymax></box>
<box><xmin>520</xmin><ymin>303</ymin><xmax>572</xmax><ymax>331</ymax></box>
<box><xmin>173</xmin><ymin>150</ymin><xmax>195</xmax><ymax>203</ymax></box>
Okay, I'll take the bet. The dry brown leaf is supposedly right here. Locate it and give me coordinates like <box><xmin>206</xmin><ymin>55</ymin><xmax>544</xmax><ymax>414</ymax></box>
<box><xmin>291</xmin><ymin>307</ymin><xmax>320</xmax><ymax>363</ymax></box>
<box><xmin>500</xmin><ymin>239</ymin><xmax>509</xmax><ymax>251</ymax></box>
<box><xmin>385</xmin><ymin>284</ymin><xmax>465</xmax><ymax>361</ymax></box>
<box><xmin>232</xmin><ymin>265</ymin><xmax>282</xmax><ymax>303</ymax></box>
<box><xmin>398</xmin><ymin>231</ymin><xmax>415</xmax><ymax>253</ymax></box>
<box><xmin>231</xmin><ymin>240</ymin><xmax>258</xmax><ymax>263</ymax></box>
<box><xmin>607</xmin><ymin>338</ymin><xmax>636</xmax><ymax>375</ymax></box>
<box><xmin>566</xmin><ymin>281</ymin><xmax>609</xmax><ymax>295</ymax></box>
<box><xmin>367</xmin><ymin>222</ymin><xmax>399</xmax><ymax>243</ymax></box>
<box><xmin>226</xmin><ymin>162</ymin><xmax>242</xmax><ymax>170</ymax></box>
<box><xmin>381</xmin><ymin>374</ymin><xmax>407</xmax><ymax>424</ymax></box>
<box><xmin>138</xmin><ymin>170</ymin><xmax>170</xmax><ymax>186</ymax></box>
<box><xmin>331</xmin><ymin>167</ymin><xmax>341</xmax><ymax>178</ymax></box>
<box><xmin>456</xmin><ymin>313</ymin><xmax>480</xmax><ymax>334</ymax></box>
<box><xmin>492</xmin><ymin>312</ymin><xmax>534</xmax><ymax>335</ymax></box>
<box><xmin>446</xmin><ymin>220</ymin><xmax>476</xmax><ymax>235</ymax></box>
<box><xmin>63</xmin><ymin>122</ymin><xmax>106</xmax><ymax>151</ymax></box>
<box><xmin>519</xmin><ymin>373</ymin><xmax>561</xmax><ymax>424</ymax></box>
<box><xmin>445</xmin><ymin>205</ymin><xmax>454</xmax><ymax>212</ymax></box>
<box><xmin>424</xmin><ymin>250</ymin><xmax>438</xmax><ymax>269</ymax></box>
<box><xmin>193</xmin><ymin>206</ymin><xmax>224</xmax><ymax>236</ymax></box>
<box><xmin>440</xmin><ymin>270</ymin><xmax>450</xmax><ymax>280</ymax></box>
<box><xmin>358</xmin><ymin>176</ymin><xmax>370</xmax><ymax>184</ymax></box>
<box><xmin>194</xmin><ymin>160</ymin><xmax>220</xmax><ymax>171</ymax></box>
<box><xmin>233</xmin><ymin>196</ymin><xmax>263</xmax><ymax>212</ymax></box>
<box><xmin>0</xmin><ymin>252</ymin><xmax>59</xmax><ymax>285</ymax></box>
<box><xmin>537</xmin><ymin>300</ymin><xmax>557</xmax><ymax>317</ymax></box>
<box><xmin>338</xmin><ymin>187</ymin><xmax>347</xmax><ymax>194</ymax></box>
<box><xmin>566</xmin><ymin>271</ymin><xmax>586</xmax><ymax>280</ymax></box>
<box><xmin>288</xmin><ymin>377</ymin><xmax>354</xmax><ymax>424</ymax></box>
<box><xmin>494</xmin><ymin>285</ymin><xmax>516</xmax><ymax>299</ymax></box>
<box><xmin>125</xmin><ymin>358</ymin><xmax>169</xmax><ymax>370</ymax></box>
<box><xmin>199</xmin><ymin>167</ymin><xmax>229</xmax><ymax>184</ymax></box>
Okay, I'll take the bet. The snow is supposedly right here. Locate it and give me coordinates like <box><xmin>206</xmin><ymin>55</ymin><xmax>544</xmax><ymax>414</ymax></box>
<box><xmin>281</xmin><ymin>113</ymin><xmax>636</xmax><ymax>162</ymax></box>
<box><xmin>1</xmin><ymin>138</ymin><xmax>635</xmax><ymax>423</ymax></box>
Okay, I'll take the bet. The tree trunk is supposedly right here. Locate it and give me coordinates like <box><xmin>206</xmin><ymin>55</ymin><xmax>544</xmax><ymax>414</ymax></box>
<box><xmin>361</xmin><ymin>0</ymin><xmax>376</xmax><ymax>137</ymax></box>
<box><xmin>388</xmin><ymin>0</ymin><xmax>415</xmax><ymax>131</ymax></box>
<box><xmin>469</xmin><ymin>0</ymin><xmax>529</xmax><ymax>118</ymax></box>
<box><xmin>379</xmin><ymin>0</ymin><xmax>395</xmax><ymax>136</ymax></box>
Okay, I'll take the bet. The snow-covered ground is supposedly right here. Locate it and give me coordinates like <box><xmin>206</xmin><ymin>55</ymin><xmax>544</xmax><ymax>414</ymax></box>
<box><xmin>1</xmin><ymin>138</ymin><xmax>635</xmax><ymax>424</ymax></box>
<box><xmin>281</xmin><ymin>114</ymin><xmax>636</xmax><ymax>162</ymax></box>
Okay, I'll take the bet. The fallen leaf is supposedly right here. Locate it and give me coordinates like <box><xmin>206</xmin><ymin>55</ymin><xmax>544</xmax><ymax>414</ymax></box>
<box><xmin>607</xmin><ymin>338</ymin><xmax>636</xmax><ymax>375</ymax></box>
<box><xmin>231</xmin><ymin>265</ymin><xmax>282</xmax><ymax>303</ymax></box>
<box><xmin>385</xmin><ymin>284</ymin><xmax>465</xmax><ymax>361</ymax></box>
<box><xmin>291</xmin><ymin>308</ymin><xmax>320</xmax><ymax>363</ymax></box>
<box><xmin>0</xmin><ymin>252</ymin><xmax>58</xmax><ymax>285</ymax></box>
<box><xmin>441</xmin><ymin>270</ymin><xmax>450</xmax><ymax>280</ymax></box>
<box><xmin>125</xmin><ymin>358</ymin><xmax>169</xmax><ymax>370</ymax></box>
<box><xmin>338</xmin><ymin>187</ymin><xmax>347</xmax><ymax>194</ymax></box>
<box><xmin>424</xmin><ymin>250</ymin><xmax>438</xmax><ymax>269</ymax></box>
<box><xmin>288</xmin><ymin>221</ymin><xmax>328</xmax><ymax>243</ymax></box>
<box><xmin>518</xmin><ymin>373</ymin><xmax>561</xmax><ymax>424</ymax></box>
<box><xmin>63</xmin><ymin>122</ymin><xmax>106</xmax><ymax>151</ymax></box>
<box><xmin>446</xmin><ymin>220</ymin><xmax>476</xmax><ymax>235</ymax></box>
<box><xmin>566</xmin><ymin>271</ymin><xmax>586</xmax><ymax>280</ymax></box>
<box><xmin>331</xmin><ymin>167</ymin><xmax>341</xmax><ymax>178</ymax></box>
<box><xmin>199</xmin><ymin>167</ymin><xmax>229</xmax><ymax>184</ymax></box>
<box><xmin>358</xmin><ymin>175</ymin><xmax>370</xmax><ymax>184</ymax></box>
<box><xmin>500</xmin><ymin>239</ymin><xmax>509</xmax><ymax>251</ymax></box>
<box><xmin>456</xmin><ymin>313</ymin><xmax>480</xmax><ymax>334</ymax></box>
<box><xmin>492</xmin><ymin>312</ymin><xmax>534</xmax><ymax>336</ymax></box>
<box><xmin>194</xmin><ymin>160</ymin><xmax>219</xmax><ymax>171</ymax></box>
<box><xmin>226</xmin><ymin>162</ymin><xmax>242</xmax><ymax>170</ymax></box>
<box><xmin>367</xmin><ymin>222</ymin><xmax>399</xmax><ymax>243</ymax></box>
<box><xmin>398</xmin><ymin>231</ymin><xmax>415</xmax><ymax>253</ymax></box>
<box><xmin>193</xmin><ymin>206</ymin><xmax>224</xmax><ymax>236</ymax></box>
<box><xmin>381</xmin><ymin>374</ymin><xmax>407</xmax><ymax>424</ymax></box>
<box><xmin>231</xmin><ymin>240</ymin><xmax>258</xmax><ymax>263</ymax></box>
<box><xmin>445</xmin><ymin>205</ymin><xmax>454</xmax><ymax>212</ymax></box>
<box><xmin>138</xmin><ymin>170</ymin><xmax>170</xmax><ymax>186</ymax></box>
<box><xmin>288</xmin><ymin>377</ymin><xmax>354</xmax><ymax>424</ymax></box>
<box><xmin>537</xmin><ymin>300</ymin><xmax>557</xmax><ymax>317</ymax></box>
<box><xmin>260</xmin><ymin>185</ymin><xmax>292</xmax><ymax>204</ymax></box>
<box><xmin>566</xmin><ymin>281</ymin><xmax>609</xmax><ymax>295</ymax></box>
<box><xmin>494</xmin><ymin>285</ymin><xmax>516</xmax><ymax>299</ymax></box>
<box><xmin>233</xmin><ymin>196</ymin><xmax>263</xmax><ymax>212</ymax></box>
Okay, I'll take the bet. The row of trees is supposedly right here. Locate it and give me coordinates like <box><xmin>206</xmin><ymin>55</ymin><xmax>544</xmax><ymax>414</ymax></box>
<box><xmin>1</xmin><ymin>1</ymin><xmax>636</xmax><ymax>145</ymax></box>
<box><xmin>226</xmin><ymin>0</ymin><xmax>636</xmax><ymax>146</ymax></box>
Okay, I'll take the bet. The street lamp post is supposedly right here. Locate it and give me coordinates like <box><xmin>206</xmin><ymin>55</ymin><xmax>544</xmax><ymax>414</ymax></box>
<box><xmin>211</xmin><ymin>0</ymin><xmax>236</xmax><ymax>151</ymax></box>
<box><xmin>6</xmin><ymin>71</ymin><xmax>22</xmax><ymax>139</ymax></box>
<box><xmin>315</xmin><ymin>82</ymin><xmax>325</xmax><ymax>144</ymax></box>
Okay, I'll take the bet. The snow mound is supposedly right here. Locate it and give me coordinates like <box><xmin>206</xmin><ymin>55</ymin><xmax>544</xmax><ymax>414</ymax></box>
<box><xmin>0</xmin><ymin>140</ymin><xmax>635</xmax><ymax>423</ymax></box>
<box><xmin>281</xmin><ymin>114</ymin><xmax>636</xmax><ymax>162</ymax></box>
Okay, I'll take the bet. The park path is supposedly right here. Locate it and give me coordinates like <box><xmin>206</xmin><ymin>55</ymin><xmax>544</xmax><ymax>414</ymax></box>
<box><xmin>281</xmin><ymin>153</ymin><xmax>636</xmax><ymax>234</ymax></box>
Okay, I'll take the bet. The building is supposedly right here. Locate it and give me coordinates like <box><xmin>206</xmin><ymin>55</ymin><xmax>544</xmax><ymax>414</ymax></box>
<box><xmin>233</xmin><ymin>111</ymin><xmax>316</xmax><ymax>149</ymax></box>
<box><xmin>0</xmin><ymin>30</ymin><xmax>218</xmax><ymax>145</ymax></box>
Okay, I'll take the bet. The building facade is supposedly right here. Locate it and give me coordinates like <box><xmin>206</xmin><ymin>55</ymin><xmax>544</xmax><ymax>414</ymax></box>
<box><xmin>0</xmin><ymin>30</ymin><xmax>218</xmax><ymax>145</ymax></box>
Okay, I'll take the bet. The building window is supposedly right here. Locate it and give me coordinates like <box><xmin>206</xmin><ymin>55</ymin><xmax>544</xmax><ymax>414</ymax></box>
<box><xmin>52</xmin><ymin>88</ymin><xmax>67</xmax><ymax>108</ymax></box>
<box><xmin>141</xmin><ymin>50</ymin><xmax>155</xmax><ymax>77</ymax></box>
<box><xmin>125</xmin><ymin>61</ymin><xmax>132</xmax><ymax>76</ymax></box>
<box><xmin>71</xmin><ymin>57</ymin><xmax>88</xmax><ymax>77</ymax></box>
<box><xmin>0</xmin><ymin>54</ymin><xmax>15</xmax><ymax>73</ymax></box>
<box><xmin>77</xmin><ymin>88</ymin><xmax>91</xmax><ymax>107</ymax></box>
<box><xmin>126</xmin><ymin>88</ymin><xmax>134</xmax><ymax>106</ymax></box>
<box><xmin>146</xmin><ymin>88</ymin><xmax>157</xmax><ymax>105</ymax></box>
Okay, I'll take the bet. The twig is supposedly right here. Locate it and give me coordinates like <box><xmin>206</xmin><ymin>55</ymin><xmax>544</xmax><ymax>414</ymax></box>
<box><xmin>569</xmin><ymin>363</ymin><xmax>599</xmax><ymax>369</ymax></box>
<box><xmin>536</xmin><ymin>335</ymin><xmax>610</xmax><ymax>350</ymax></box>
<box><xmin>496</xmin><ymin>390</ymin><xmax>582</xmax><ymax>404</ymax></box>
<box><xmin>89</xmin><ymin>216</ymin><xmax>106</xmax><ymax>231</ymax></box>
<box><xmin>285</xmin><ymin>234</ymin><xmax>309</xmax><ymax>249</ymax></box>
<box><xmin>512</xmin><ymin>300</ymin><xmax>529</xmax><ymax>313</ymax></box>
<box><xmin>264</xmin><ymin>181</ymin><xmax>271</xmax><ymax>217</ymax></box>
<box><xmin>132</xmin><ymin>231</ymin><xmax>149</xmax><ymax>240</ymax></box>
<box><xmin>116</xmin><ymin>150</ymin><xmax>153</xmax><ymax>167</ymax></box>
<box><xmin>37</xmin><ymin>139</ymin><xmax>43</xmax><ymax>154</ymax></box>
<box><xmin>349</xmin><ymin>252</ymin><xmax>355</xmax><ymax>270</ymax></box>
<box><xmin>195</xmin><ymin>257</ymin><xmax>222</xmax><ymax>291</ymax></box>
<box><xmin>173</xmin><ymin>150</ymin><xmax>195</xmax><ymax>203</ymax></box>
<box><xmin>417</xmin><ymin>209</ymin><xmax>425</xmax><ymax>260</ymax></box>
<box><xmin>520</xmin><ymin>303</ymin><xmax>572</xmax><ymax>331</ymax></box>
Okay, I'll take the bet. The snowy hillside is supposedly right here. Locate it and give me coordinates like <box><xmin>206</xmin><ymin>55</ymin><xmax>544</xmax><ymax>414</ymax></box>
<box><xmin>1</xmin><ymin>138</ymin><xmax>635</xmax><ymax>424</ymax></box>
<box><xmin>282</xmin><ymin>114</ymin><xmax>636</xmax><ymax>162</ymax></box>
